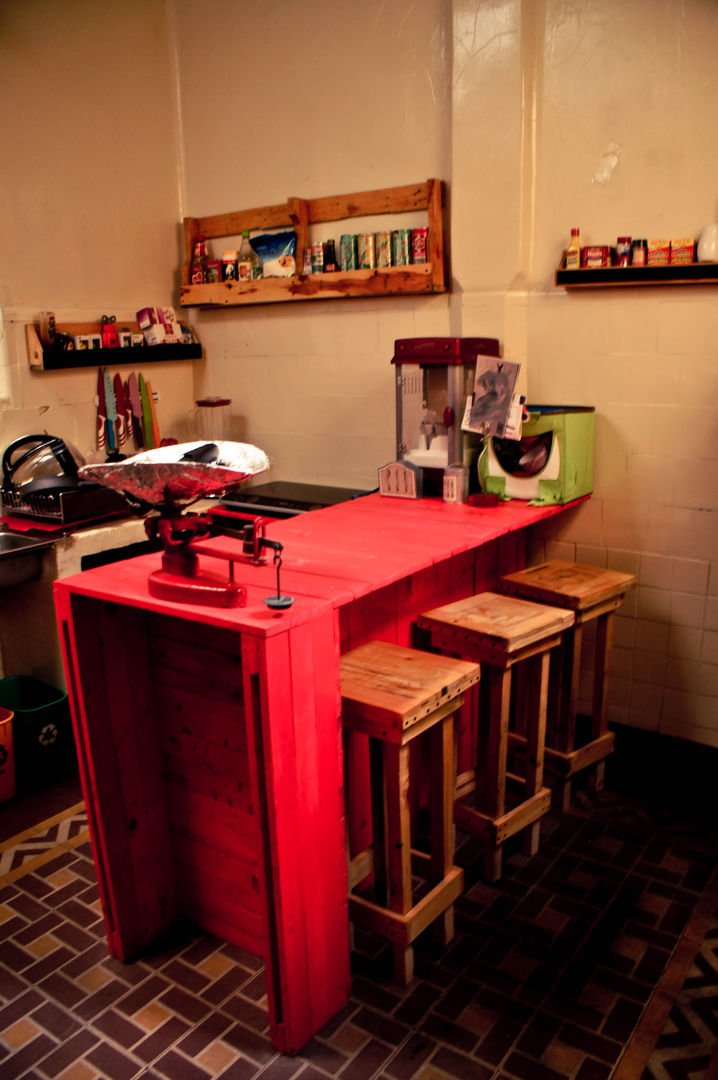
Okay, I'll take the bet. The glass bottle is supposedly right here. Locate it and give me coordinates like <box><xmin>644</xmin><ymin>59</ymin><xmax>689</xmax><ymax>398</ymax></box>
<box><xmin>565</xmin><ymin>227</ymin><xmax>581</xmax><ymax>270</ymax></box>
<box><xmin>190</xmin><ymin>236</ymin><xmax>208</xmax><ymax>284</ymax></box>
<box><xmin>324</xmin><ymin>239</ymin><xmax>338</xmax><ymax>272</ymax></box>
<box><xmin>237</xmin><ymin>230</ymin><xmax>262</xmax><ymax>281</ymax></box>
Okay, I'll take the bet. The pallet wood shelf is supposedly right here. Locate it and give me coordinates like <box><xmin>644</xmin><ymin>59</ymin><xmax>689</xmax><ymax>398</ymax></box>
<box><xmin>26</xmin><ymin>322</ymin><xmax>202</xmax><ymax>371</ymax></box>
<box><xmin>180</xmin><ymin>179</ymin><xmax>447</xmax><ymax>308</ymax></box>
<box><xmin>556</xmin><ymin>260</ymin><xmax>718</xmax><ymax>288</ymax></box>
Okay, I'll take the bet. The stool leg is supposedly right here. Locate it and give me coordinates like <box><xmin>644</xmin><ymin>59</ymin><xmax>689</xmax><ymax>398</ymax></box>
<box><xmin>384</xmin><ymin>742</ymin><xmax>414</xmax><ymax>984</ymax></box>
<box><xmin>522</xmin><ymin>651</ymin><xmax>549</xmax><ymax>856</ymax></box>
<box><xmin>589</xmin><ymin>611</ymin><xmax>614</xmax><ymax>793</ymax></box>
<box><xmin>552</xmin><ymin>623</ymin><xmax>583</xmax><ymax>812</ymax></box>
<box><xmin>430</xmin><ymin>713</ymin><xmax>456</xmax><ymax>947</ymax></box>
<box><xmin>479</xmin><ymin>666</ymin><xmax>512</xmax><ymax>881</ymax></box>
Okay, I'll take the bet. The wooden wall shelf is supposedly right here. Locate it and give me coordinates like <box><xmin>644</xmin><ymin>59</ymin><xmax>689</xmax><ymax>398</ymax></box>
<box><xmin>180</xmin><ymin>179</ymin><xmax>447</xmax><ymax>308</ymax></box>
<box><xmin>556</xmin><ymin>261</ymin><xmax>718</xmax><ymax>288</ymax></box>
<box><xmin>26</xmin><ymin>322</ymin><xmax>201</xmax><ymax>372</ymax></box>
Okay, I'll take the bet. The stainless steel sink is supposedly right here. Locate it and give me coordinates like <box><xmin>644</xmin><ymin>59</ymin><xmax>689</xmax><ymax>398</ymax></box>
<box><xmin>0</xmin><ymin>531</ymin><xmax>56</xmax><ymax>588</ymax></box>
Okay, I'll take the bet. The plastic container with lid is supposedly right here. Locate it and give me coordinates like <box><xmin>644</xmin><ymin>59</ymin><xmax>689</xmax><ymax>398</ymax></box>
<box><xmin>615</xmin><ymin>236</ymin><xmax>632</xmax><ymax>267</ymax></box>
<box><xmin>221</xmin><ymin>250</ymin><xmax>238</xmax><ymax>282</ymax></box>
<box><xmin>188</xmin><ymin>397</ymin><xmax>232</xmax><ymax>441</ymax></box>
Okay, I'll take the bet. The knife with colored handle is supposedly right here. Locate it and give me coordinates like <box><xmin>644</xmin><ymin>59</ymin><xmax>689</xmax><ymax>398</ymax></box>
<box><xmin>127</xmin><ymin>372</ymin><xmax>144</xmax><ymax>447</ymax></box>
<box><xmin>146</xmin><ymin>379</ymin><xmax>161</xmax><ymax>447</ymax></box>
<box><xmin>113</xmin><ymin>373</ymin><xmax>127</xmax><ymax>448</ymax></box>
<box><xmin>97</xmin><ymin>368</ymin><xmax>107</xmax><ymax>451</ymax></box>
<box><xmin>138</xmin><ymin>372</ymin><xmax>154</xmax><ymax>449</ymax></box>
<box><xmin>103</xmin><ymin>368</ymin><xmax>118</xmax><ymax>452</ymax></box>
<box><xmin>122</xmin><ymin>378</ymin><xmax>134</xmax><ymax>444</ymax></box>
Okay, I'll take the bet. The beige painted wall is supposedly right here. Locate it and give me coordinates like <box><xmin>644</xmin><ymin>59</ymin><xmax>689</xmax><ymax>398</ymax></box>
<box><xmin>1</xmin><ymin>0</ymin><xmax>716</xmax><ymax>746</ymax></box>
<box><xmin>173</xmin><ymin>0</ymin><xmax>718</xmax><ymax>745</ymax></box>
<box><xmin>0</xmin><ymin>0</ymin><xmax>193</xmax><ymax>460</ymax></box>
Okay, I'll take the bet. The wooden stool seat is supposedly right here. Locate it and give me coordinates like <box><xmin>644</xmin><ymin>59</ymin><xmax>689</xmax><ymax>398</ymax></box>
<box><xmin>418</xmin><ymin>592</ymin><xmax>575</xmax><ymax>880</ymax></box>
<box><xmin>341</xmin><ymin>640</ymin><xmax>480</xmax><ymax>984</ymax></box>
<box><xmin>500</xmin><ymin>559</ymin><xmax>637</xmax><ymax>808</ymax></box>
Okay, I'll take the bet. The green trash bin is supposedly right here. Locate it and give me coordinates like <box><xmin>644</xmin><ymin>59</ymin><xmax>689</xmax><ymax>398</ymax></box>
<box><xmin>0</xmin><ymin>676</ymin><xmax>76</xmax><ymax>793</ymax></box>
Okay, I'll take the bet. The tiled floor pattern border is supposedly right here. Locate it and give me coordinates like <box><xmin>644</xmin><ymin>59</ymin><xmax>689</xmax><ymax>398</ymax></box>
<box><xmin>0</xmin><ymin>802</ymin><xmax>88</xmax><ymax>884</ymax></box>
<box><xmin>0</xmin><ymin>792</ymin><xmax>715</xmax><ymax>1079</ymax></box>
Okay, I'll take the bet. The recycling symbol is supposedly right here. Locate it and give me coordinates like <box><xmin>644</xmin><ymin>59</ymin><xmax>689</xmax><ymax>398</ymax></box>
<box><xmin>39</xmin><ymin>723</ymin><xmax>58</xmax><ymax>748</ymax></box>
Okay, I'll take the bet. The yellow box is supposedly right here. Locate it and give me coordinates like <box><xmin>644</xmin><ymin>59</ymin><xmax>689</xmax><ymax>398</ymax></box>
<box><xmin>670</xmin><ymin>238</ymin><xmax>695</xmax><ymax>264</ymax></box>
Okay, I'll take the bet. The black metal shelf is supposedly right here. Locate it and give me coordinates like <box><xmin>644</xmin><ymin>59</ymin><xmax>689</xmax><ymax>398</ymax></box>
<box><xmin>556</xmin><ymin>262</ymin><xmax>718</xmax><ymax>288</ymax></box>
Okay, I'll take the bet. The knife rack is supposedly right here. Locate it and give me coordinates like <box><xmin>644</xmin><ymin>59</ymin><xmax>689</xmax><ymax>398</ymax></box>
<box><xmin>25</xmin><ymin>321</ymin><xmax>202</xmax><ymax>372</ymax></box>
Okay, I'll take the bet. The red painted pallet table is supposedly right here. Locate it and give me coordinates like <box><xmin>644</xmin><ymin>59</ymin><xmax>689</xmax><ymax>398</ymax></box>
<box><xmin>54</xmin><ymin>493</ymin><xmax>580</xmax><ymax>1053</ymax></box>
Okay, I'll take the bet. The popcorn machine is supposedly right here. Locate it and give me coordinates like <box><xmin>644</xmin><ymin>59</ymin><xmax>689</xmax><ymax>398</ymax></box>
<box><xmin>389</xmin><ymin>336</ymin><xmax>501</xmax><ymax>495</ymax></box>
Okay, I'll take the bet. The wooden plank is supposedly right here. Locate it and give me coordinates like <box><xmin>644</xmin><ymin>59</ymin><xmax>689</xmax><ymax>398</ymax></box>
<box><xmin>306</xmin><ymin>180</ymin><xmax>432</xmax><ymax>222</ymax></box>
<box><xmin>62</xmin><ymin>596</ymin><xmax>177</xmax><ymax>960</ymax></box>
<box><xmin>384</xmin><ymin>742</ymin><xmax>412</xmax><ymax>914</ymax></box>
<box><xmin>349</xmin><ymin>865</ymin><xmax>463</xmax><ymax>945</ymax></box>
<box><xmin>165</xmin><ymin>787</ymin><xmax>259</xmax><ymax>869</ymax></box>
<box><xmin>180</xmin><ymin>264</ymin><xmax>438</xmax><ymax>307</ymax></box>
<box><xmin>501</xmin><ymin>559</ymin><xmax>636</xmax><ymax>610</ymax></box>
<box><xmin>418</xmin><ymin>592</ymin><xmax>574</xmax><ymax>655</ymax></box>
<box><xmin>340</xmin><ymin>641</ymin><xmax>480</xmax><ymax>733</ymax></box>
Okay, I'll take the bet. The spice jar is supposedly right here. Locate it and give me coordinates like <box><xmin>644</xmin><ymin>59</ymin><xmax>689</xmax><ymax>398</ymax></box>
<box><xmin>615</xmin><ymin>236</ymin><xmax>632</xmax><ymax>267</ymax></box>
<box><xmin>631</xmin><ymin>239</ymin><xmax>647</xmax><ymax>266</ymax></box>
<box><xmin>221</xmin><ymin>250</ymin><xmax>238</xmax><ymax>281</ymax></box>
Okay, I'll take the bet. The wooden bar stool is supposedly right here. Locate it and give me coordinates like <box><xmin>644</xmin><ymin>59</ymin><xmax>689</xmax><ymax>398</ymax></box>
<box><xmin>417</xmin><ymin>593</ymin><xmax>574</xmax><ymax>881</ymax></box>
<box><xmin>500</xmin><ymin>559</ymin><xmax>636</xmax><ymax>810</ymax></box>
<box><xmin>340</xmin><ymin>640</ymin><xmax>480</xmax><ymax>985</ymax></box>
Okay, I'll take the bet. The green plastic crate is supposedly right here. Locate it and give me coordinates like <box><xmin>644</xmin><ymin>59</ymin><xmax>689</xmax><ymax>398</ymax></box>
<box><xmin>0</xmin><ymin>676</ymin><xmax>76</xmax><ymax>792</ymax></box>
<box><xmin>478</xmin><ymin>405</ymin><xmax>595</xmax><ymax>505</ymax></box>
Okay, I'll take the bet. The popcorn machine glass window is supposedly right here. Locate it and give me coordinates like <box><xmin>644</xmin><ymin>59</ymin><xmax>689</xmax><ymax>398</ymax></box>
<box><xmin>391</xmin><ymin>337</ymin><xmax>501</xmax><ymax>493</ymax></box>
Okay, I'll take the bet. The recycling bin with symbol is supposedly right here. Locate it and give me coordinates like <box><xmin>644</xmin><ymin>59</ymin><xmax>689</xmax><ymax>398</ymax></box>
<box><xmin>0</xmin><ymin>705</ymin><xmax>16</xmax><ymax>802</ymax></box>
<box><xmin>0</xmin><ymin>677</ymin><xmax>75</xmax><ymax>793</ymax></box>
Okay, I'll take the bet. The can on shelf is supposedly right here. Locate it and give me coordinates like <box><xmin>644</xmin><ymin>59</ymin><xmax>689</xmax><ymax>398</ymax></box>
<box><xmin>310</xmin><ymin>241</ymin><xmax>324</xmax><ymax>273</ymax></box>
<box><xmin>375</xmin><ymin>231</ymin><xmax>391</xmax><ymax>268</ymax></box>
<box><xmin>221</xmin><ymin>251</ymin><xmax>238</xmax><ymax>281</ymax></box>
<box><xmin>391</xmin><ymin>229</ymin><xmax>411</xmax><ymax>266</ymax></box>
<box><xmin>411</xmin><ymin>227</ymin><xmax>428</xmax><ymax>264</ymax></box>
<box><xmin>340</xmin><ymin>234</ymin><xmax>358</xmax><ymax>270</ymax></box>
<box><xmin>358</xmin><ymin>233</ymin><xmax>376</xmax><ymax>269</ymax></box>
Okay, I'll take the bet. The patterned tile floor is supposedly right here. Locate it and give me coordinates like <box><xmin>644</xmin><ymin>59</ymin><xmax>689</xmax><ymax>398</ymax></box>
<box><xmin>0</xmin><ymin>771</ymin><xmax>716</xmax><ymax>1080</ymax></box>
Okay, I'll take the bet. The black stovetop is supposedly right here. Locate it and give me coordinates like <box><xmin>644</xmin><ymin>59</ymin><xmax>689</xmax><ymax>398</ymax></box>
<box><xmin>221</xmin><ymin>481</ymin><xmax>372</xmax><ymax>516</ymax></box>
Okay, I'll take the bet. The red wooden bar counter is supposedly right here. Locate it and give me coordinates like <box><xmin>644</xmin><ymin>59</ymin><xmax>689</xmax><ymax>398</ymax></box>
<box><xmin>54</xmin><ymin>493</ymin><xmax>579</xmax><ymax>1054</ymax></box>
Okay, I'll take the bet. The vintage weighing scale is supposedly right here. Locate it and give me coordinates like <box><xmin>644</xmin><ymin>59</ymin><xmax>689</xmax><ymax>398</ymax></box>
<box><xmin>380</xmin><ymin>336</ymin><xmax>501</xmax><ymax>498</ymax></box>
<box><xmin>80</xmin><ymin>441</ymin><xmax>294</xmax><ymax>608</ymax></box>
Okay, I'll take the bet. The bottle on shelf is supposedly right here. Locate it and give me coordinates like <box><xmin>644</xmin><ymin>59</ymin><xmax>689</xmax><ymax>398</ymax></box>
<box><xmin>324</xmin><ymin>239</ymin><xmax>338</xmax><ymax>272</ymax></box>
<box><xmin>237</xmin><ymin>230</ymin><xmax>262</xmax><ymax>281</ymax></box>
<box><xmin>191</xmin><ymin>236</ymin><xmax>208</xmax><ymax>283</ymax></box>
<box><xmin>565</xmin><ymin>227</ymin><xmax>581</xmax><ymax>270</ymax></box>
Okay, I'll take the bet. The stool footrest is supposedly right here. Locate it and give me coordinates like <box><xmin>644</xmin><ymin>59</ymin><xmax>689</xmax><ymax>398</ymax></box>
<box><xmin>348</xmin><ymin>865</ymin><xmax>463</xmax><ymax>946</ymax></box>
<box><xmin>455</xmin><ymin>787</ymin><xmax>551</xmax><ymax>844</ymax></box>
<box><xmin>509</xmin><ymin>731</ymin><xmax>615</xmax><ymax>777</ymax></box>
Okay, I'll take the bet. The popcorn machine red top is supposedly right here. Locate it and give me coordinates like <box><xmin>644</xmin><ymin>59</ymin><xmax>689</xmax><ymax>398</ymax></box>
<box><xmin>390</xmin><ymin>336</ymin><xmax>501</xmax><ymax>494</ymax></box>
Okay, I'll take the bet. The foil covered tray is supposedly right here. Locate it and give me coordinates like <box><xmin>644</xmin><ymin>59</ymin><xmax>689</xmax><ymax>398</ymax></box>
<box><xmin>79</xmin><ymin>442</ymin><xmax>270</xmax><ymax>511</ymax></box>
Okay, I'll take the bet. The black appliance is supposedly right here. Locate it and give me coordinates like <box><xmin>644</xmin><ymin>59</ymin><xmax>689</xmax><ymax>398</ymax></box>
<box><xmin>221</xmin><ymin>481</ymin><xmax>371</xmax><ymax>519</ymax></box>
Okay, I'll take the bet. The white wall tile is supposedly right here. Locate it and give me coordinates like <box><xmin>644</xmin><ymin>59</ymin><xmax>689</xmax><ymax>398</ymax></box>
<box><xmin>639</xmin><ymin>553</ymin><xmax>674</xmax><ymax>589</ymax></box>
<box><xmin>575</xmin><ymin>545</ymin><xmax>606</xmax><ymax>568</ymax></box>
<box><xmin>672</xmin><ymin>557</ymin><xmax>710</xmax><ymax>595</ymax></box>
<box><xmin>637</xmin><ymin>587</ymin><xmax>672</xmax><ymax>623</ymax></box>
<box><xmin>665</xmin><ymin>656</ymin><xmax>700</xmax><ymax>693</ymax></box>
<box><xmin>697</xmin><ymin>663</ymin><xmax>718</xmax><ymax>698</ymax></box>
<box><xmin>705</xmin><ymin>597</ymin><xmax>718</xmax><ymax>632</ymax></box>
<box><xmin>635</xmin><ymin>619</ymin><xmax>670</xmax><ymax>655</ymax></box>
<box><xmin>660</xmin><ymin>688</ymin><xmax>698</xmax><ymax>729</ymax></box>
<box><xmin>670</xmin><ymin>592</ymin><xmax>707</xmax><ymax>629</ymax></box>
<box><xmin>613</xmin><ymin>614</ymin><xmax>636</xmax><ymax>649</ymax></box>
<box><xmin>701</xmin><ymin>631</ymin><xmax>718</xmax><ymax>665</ymax></box>
<box><xmin>667</xmin><ymin>625</ymin><xmax>703</xmax><ymax>661</ymax></box>
<box><xmin>608</xmin><ymin>550</ymin><xmax>641</xmax><ymax>576</ymax></box>
<box><xmin>632</xmin><ymin>650</ymin><xmax>664</xmax><ymax>686</ymax></box>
